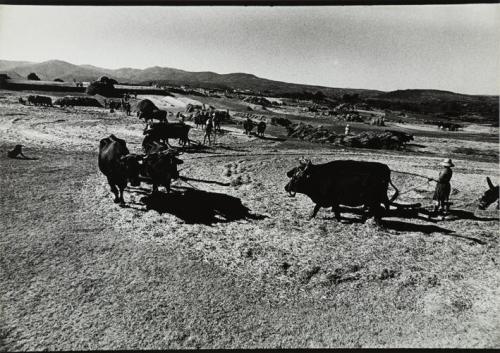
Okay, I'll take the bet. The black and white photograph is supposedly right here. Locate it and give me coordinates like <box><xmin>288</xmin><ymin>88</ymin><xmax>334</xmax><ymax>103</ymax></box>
<box><xmin>0</xmin><ymin>1</ymin><xmax>499</xmax><ymax>349</ymax></box>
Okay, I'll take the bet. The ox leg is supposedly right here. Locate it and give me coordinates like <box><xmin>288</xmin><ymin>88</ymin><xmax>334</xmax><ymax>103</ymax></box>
<box><xmin>331</xmin><ymin>204</ymin><xmax>341</xmax><ymax>221</ymax></box>
<box><xmin>107</xmin><ymin>178</ymin><xmax>120</xmax><ymax>203</ymax></box>
<box><xmin>309</xmin><ymin>204</ymin><xmax>321</xmax><ymax>219</ymax></box>
<box><xmin>118</xmin><ymin>186</ymin><xmax>126</xmax><ymax>206</ymax></box>
<box><xmin>368</xmin><ymin>204</ymin><xmax>383</xmax><ymax>224</ymax></box>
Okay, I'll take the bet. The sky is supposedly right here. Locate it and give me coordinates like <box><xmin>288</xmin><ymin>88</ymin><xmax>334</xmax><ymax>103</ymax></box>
<box><xmin>0</xmin><ymin>5</ymin><xmax>498</xmax><ymax>95</ymax></box>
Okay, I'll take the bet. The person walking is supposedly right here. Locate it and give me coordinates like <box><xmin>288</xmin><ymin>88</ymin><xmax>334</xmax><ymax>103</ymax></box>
<box><xmin>432</xmin><ymin>158</ymin><xmax>454</xmax><ymax>217</ymax></box>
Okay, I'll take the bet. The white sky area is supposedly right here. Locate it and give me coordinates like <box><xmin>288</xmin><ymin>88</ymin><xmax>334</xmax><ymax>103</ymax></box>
<box><xmin>0</xmin><ymin>5</ymin><xmax>498</xmax><ymax>95</ymax></box>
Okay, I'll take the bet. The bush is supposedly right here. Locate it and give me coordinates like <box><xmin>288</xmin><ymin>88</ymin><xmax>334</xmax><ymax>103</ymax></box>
<box><xmin>86</xmin><ymin>80</ymin><xmax>116</xmax><ymax>97</ymax></box>
<box><xmin>27</xmin><ymin>73</ymin><xmax>40</xmax><ymax>81</ymax></box>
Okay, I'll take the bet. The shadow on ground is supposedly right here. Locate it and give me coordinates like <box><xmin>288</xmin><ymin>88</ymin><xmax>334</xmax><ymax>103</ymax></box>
<box><xmin>250</xmin><ymin>132</ymin><xmax>287</xmax><ymax>142</ymax></box>
<box><xmin>139</xmin><ymin>187</ymin><xmax>266</xmax><ymax>225</ymax></box>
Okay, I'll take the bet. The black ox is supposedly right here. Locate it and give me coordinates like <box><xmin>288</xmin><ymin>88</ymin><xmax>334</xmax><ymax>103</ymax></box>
<box><xmin>285</xmin><ymin>159</ymin><xmax>400</xmax><ymax>222</ymax></box>
<box><xmin>98</xmin><ymin>135</ymin><xmax>142</xmax><ymax>205</ymax></box>
<box><xmin>144</xmin><ymin>122</ymin><xmax>191</xmax><ymax>147</ymax></box>
<box><xmin>141</xmin><ymin>149</ymin><xmax>183</xmax><ymax>195</ymax></box>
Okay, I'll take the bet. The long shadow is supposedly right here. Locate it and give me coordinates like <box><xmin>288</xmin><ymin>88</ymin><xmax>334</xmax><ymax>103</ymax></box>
<box><xmin>406</xmin><ymin>143</ymin><xmax>427</xmax><ymax>148</ymax></box>
<box><xmin>215</xmin><ymin>145</ymin><xmax>249</xmax><ymax>152</ymax></box>
<box><xmin>380</xmin><ymin>219</ymin><xmax>454</xmax><ymax>234</ymax></box>
<box><xmin>447</xmin><ymin>209</ymin><xmax>499</xmax><ymax>222</ymax></box>
<box><xmin>139</xmin><ymin>188</ymin><xmax>266</xmax><ymax>225</ymax></box>
<box><xmin>179</xmin><ymin>176</ymin><xmax>230</xmax><ymax>187</ymax></box>
<box><xmin>9</xmin><ymin>156</ymin><xmax>39</xmax><ymax>160</ymax></box>
<box><xmin>321</xmin><ymin>206</ymin><xmax>487</xmax><ymax>243</ymax></box>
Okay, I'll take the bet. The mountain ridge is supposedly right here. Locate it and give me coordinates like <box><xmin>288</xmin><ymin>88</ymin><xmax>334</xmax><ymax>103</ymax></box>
<box><xmin>0</xmin><ymin>59</ymin><xmax>497</xmax><ymax>100</ymax></box>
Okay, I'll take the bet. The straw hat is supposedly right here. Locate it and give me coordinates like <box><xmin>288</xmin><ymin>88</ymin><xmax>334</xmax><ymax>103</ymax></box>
<box><xmin>440</xmin><ymin>158</ymin><xmax>454</xmax><ymax>167</ymax></box>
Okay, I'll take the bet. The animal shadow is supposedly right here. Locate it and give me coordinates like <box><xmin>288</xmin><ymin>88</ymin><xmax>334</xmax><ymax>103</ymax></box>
<box><xmin>380</xmin><ymin>220</ymin><xmax>454</xmax><ymax>234</ymax></box>
<box><xmin>447</xmin><ymin>209</ymin><xmax>498</xmax><ymax>222</ymax></box>
<box><xmin>140</xmin><ymin>188</ymin><xmax>266</xmax><ymax>225</ymax></box>
<box><xmin>8</xmin><ymin>156</ymin><xmax>39</xmax><ymax>160</ymax></box>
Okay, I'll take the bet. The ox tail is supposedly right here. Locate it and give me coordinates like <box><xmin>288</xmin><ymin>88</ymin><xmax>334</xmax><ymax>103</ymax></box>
<box><xmin>388</xmin><ymin>178</ymin><xmax>399</xmax><ymax>203</ymax></box>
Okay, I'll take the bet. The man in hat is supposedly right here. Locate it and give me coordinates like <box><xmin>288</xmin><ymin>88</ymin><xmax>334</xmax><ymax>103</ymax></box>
<box><xmin>432</xmin><ymin>158</ymin><xmax>454</xmax><ymax>216</ymax></box>
<box><xmin>7</xmin><ymin>144</ymin><xmax>28</xmax><ymax>159</ymax></box>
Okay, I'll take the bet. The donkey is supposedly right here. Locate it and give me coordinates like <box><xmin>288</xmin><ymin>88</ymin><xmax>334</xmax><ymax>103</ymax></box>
<box><xmin>478</xmin><ymin>177</ymin><xmax>499</xmax><ymax>210</ymax></box>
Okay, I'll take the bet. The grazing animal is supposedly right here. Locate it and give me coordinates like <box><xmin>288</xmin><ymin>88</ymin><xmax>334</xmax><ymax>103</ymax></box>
<box><xmin>7</xmin><ymin>145</ymin><xmax>27</xmax><ymax>159</ymax></box>
<box><xmin>256</xmin><ymin>121</ymin><xmax>266</xmax><ymax>137</ymax></box>
<box><xmin>27</xmin><ymin>95</ymin><xmax>52</xmax><ymax>107</ymax></box>
<box><xmin>136</xmin><ymin>99</ymin><xmax>158</xmax><ymax>121</ymax></box>
<box><xmin>98</xmin><ymin>135</ymin><xmax>142</xmax><ymax>205</ymax></box>
<box><xmin>109</xmin><ymin>100</ymin><xmax>121</xmax><ymax>111</ymax></box>
<box><xmin>243</xmin><ymin>118</ymin><xmax>255</xmax><ymax>135</ymax></box>
<box><xmin>141</xmin><ymin>149</ymin><xmax>183</xmax><ymax>195</ymax></box>
<box><xmin>139</xmin><ymin>109</ymin><xmax>167</xmax><ymax>123</ymax></box>
<box><xmin>478</xmin><ymin>177</ymin><xmax>499</xmax><ymax>210</ymax></box>
<box><xmin>284</xmin><ymin>159</ymin><xmax>400</xmax><ymax>222</ymax></box>
<box><xmin>18</xmin><ymin>97</ymin><xmax>26</xmax><ymax>105</ymax></box>
<box><xmin>144</xmin><ymin>121</ymin><xmax>191</xmax><ymax>147</ymax></box>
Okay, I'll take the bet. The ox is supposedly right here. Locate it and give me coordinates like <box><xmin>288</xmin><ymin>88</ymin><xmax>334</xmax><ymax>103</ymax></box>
<box><xmin>98</xmin><ymin>135</ymin><xmax>142</xmax><ymax>205</ymax></box>
<box><xmin>243</xmin><ymin>118</ymin><xmax>255</xmax><ymax>135</ymax></box>
<box><xmin>144</xmin><ymin>121</ymin><xmax>191</xmax><ymax>147</ymax></box>
<box><xmin>478</xmin><ymin>177</ymin><xmax>499</xmax><ymax>210</ymax></box>
<box><xmin>141</xmin><ymin>149</ymin><xmax>183</xmax><ymax>195</ymax></box>
<box><xmin>256</xmin><ymin>121</ymin><xmax>266</xmax><ymax>137</ymax></box>
<box><xmin>285</xmin><ymin>159</ymin><xmax>400</xmax><ymax>222</ymax></box>
<box><xmin>139</xmin><ymin>109</ymin><xmax>167</xmax><ymax>123</ymax></box>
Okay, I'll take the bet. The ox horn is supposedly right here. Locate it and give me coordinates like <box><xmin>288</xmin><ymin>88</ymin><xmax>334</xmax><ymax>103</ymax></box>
<box><xmin>487</xmin><ymin>177</ymin><xmax>495</xmax><ymax>190</ymax></box>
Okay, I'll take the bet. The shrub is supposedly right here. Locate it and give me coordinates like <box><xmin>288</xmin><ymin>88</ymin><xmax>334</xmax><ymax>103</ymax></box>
<box><xmin>86</xmin><ymin>80</ymin><xmax>116</xmax><ymax>97</ymax></box>
<box><xmin>27</xmin><ymin>73</ymin><xmax>40</xmax><ymax>81</ymax></box>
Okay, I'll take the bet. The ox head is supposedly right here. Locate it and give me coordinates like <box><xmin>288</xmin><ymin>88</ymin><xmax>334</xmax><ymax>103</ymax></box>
<box><xmin>478</xmin><ymin>177</ymin><xmax>499</xmax><ymax>210</ymax></box>
<box><xmin>119</xmin><ymin>154</ymin><xmax>143</xmax><ymax>187</ymax></box>
<box><xmin>284</xmin><ymin>158</ymin><xmax>313</xmax><ymax>197</ymax></box>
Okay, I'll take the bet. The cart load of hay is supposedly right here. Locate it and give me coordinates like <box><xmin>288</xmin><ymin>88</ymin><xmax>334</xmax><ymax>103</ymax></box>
<box><xmin>285</xmin><ymin>122</ymin><xmax>413</xmax><ymax>150</ymax></box>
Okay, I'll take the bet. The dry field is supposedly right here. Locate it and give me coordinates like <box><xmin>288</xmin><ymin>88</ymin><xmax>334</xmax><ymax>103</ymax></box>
<box><xmin>0</xmin><ymin>90</ymin><xmax>499</xmax><ymax>349</ymax></box>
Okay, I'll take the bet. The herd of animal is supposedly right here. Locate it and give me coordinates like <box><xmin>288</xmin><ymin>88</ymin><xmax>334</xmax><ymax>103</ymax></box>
<box><xmin>12</xmin><ymin>94</ymin><xmax>500</xmax><ymax>220</ymax></box>
<box><xmin>98</xmin><ymin>131</ymin><xmax>499</xmax><ymax>221</ymax></box>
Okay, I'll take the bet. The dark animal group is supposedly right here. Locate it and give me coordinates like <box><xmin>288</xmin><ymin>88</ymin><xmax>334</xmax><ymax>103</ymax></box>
<box><xmin>243</xmin><ymin>118</ymin><xmax>266</xmax><ymax>137</ymax></box>
<box><xmin>22</xmin><ymin>95</ymin><xmax>53</xmax><ymax>107</ymax></box>
<box><xmin>98</xmin><ymin>135</ymin><xmax>183</xmax><ymax>205</ymax></box>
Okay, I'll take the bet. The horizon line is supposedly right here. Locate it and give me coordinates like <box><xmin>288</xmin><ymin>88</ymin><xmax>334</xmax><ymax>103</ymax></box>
<box><xmin>1</xmin><ymin>57</ymin><xmax>498</xmax><ymax>97</ymax></box>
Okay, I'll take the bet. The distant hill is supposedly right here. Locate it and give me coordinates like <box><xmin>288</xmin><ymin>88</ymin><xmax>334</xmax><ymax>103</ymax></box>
<box><xmin>1</xmin><ymin>59</ymin><xmax>382</xmax><ymax>98</ymax></box>
<box><xmin>1</xmin><ymin>59</ymin><xmax>497</xmax><ymax>121</ymax></box>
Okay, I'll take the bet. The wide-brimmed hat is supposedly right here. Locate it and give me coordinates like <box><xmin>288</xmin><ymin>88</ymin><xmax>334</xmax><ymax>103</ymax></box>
<box><xmin>440</xmin><ymin>158</ymin><xmax>454</xmax><ymax>167</ymax></box>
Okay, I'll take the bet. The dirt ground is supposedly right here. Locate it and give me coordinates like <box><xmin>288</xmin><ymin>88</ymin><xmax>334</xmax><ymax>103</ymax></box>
<box><xmin>1</xmin><ymin>90</ymin><xmax>499</xmax><ymax>349</ymax></box>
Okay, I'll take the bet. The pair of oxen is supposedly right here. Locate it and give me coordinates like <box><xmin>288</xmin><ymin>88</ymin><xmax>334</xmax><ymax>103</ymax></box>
<box><xmin>98</xmin><ymin>135</ymin><xmax>183</xmax><ymax>205</ymax></box>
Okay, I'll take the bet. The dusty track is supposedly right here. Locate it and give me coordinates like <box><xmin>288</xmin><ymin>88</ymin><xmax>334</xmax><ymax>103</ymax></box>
<box><xmin>1</xmin><ymin>93</ymin><xmax>499</xmax><ymax>349</ymax></box>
